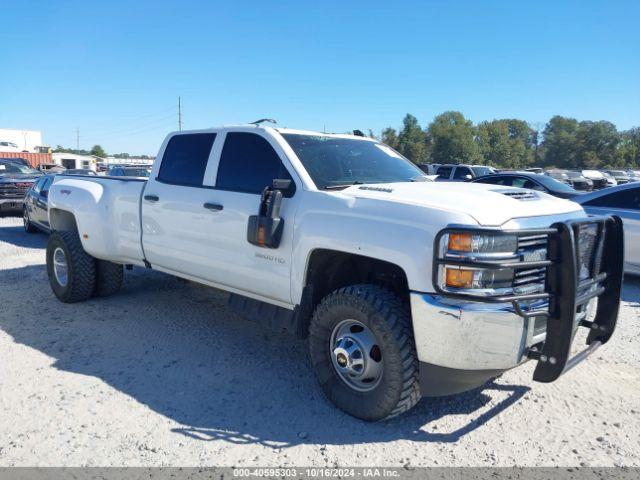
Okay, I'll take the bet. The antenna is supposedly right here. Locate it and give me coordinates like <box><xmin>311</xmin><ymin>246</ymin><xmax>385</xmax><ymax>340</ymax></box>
<box><xmin>250</xmin><ymin>118</ymin><xmax>277</xmax><ymax>125</ymax></box>
<box><xmin>178</xmin><ymin>97</ymin><xmax>182</xmax><ymax>131</ymax></box>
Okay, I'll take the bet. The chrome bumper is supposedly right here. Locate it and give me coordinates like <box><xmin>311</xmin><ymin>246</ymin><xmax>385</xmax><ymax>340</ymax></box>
<box><xmin>410</xmin><ymin>292</ymin><xmax>547</xmax><ymax>371</ymax></box>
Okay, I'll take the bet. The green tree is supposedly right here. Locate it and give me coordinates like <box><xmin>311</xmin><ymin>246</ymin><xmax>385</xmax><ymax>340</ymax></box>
<box><xmin>396</xmin><ymin>114</ymin><xmax>428</xmax><ymax>163</ymax></box>
<box><xmin>90</xmin><ymin>145</ymin><xmax>107</xmax><ymax>158</ymax></box>
<box><xmin>380</xmin><ymin>127</ymin><xmax>399</xmax><ymax>149</ymax></box>
<box><xmin>541</xmin><ymin>116</ymin><xmax>580</xmax><ymax>168</ymax></box>
<box><xmin>575</xmin><ymin>121</ymin><xmax>620</xmax><ymax>168</ymax></box>
<box><xmin>427</xmin><ymin>111</ymin><xmax>481</xmax><ymax>164</ymax></box>
<box><xmin>618</xmin><ymin>127</ymin><xmax>640</xmax><ymax>168</ymax></box>
<box><xmin>476</xmin><ymin>119</ymin><xmax>535</xmax><ymax>168</ymax></box>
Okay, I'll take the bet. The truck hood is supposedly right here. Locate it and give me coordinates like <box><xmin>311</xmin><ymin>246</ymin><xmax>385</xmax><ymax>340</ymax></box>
<box><xmin>0</xmin><ymin>174</ymin><xmax>39</xmax><ymax>183</ymax></box>
<box><xmin>337</xmin><ymin>182</ymin><xmax>583</xmax><ymax>226</ymax></box>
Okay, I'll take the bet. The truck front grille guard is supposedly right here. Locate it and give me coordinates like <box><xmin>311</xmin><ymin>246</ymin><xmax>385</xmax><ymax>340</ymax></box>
<box><xmin>432</xmin><ymin>215</ymin><xmax>624</xmax><ymax>383</ymax></box>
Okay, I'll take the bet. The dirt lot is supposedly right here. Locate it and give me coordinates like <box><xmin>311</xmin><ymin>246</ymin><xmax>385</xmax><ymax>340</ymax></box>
<box><xmin>0</xmin><ymin>214</ymin><xmax>639</xmax><ymax>467</ymax></box>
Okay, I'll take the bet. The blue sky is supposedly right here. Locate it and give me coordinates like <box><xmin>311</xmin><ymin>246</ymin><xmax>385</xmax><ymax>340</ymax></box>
<box><xmin>1</xmin><ymin>0</ymin><xmax>639</xmax><ymax>155</ymax></box>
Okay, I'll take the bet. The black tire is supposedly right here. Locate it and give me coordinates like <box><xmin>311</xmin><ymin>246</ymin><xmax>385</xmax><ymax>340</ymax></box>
<box><xmin>23</xmin><ymin>207</ymin><xmax>37</xmax><ymax>233</ymax></box>
<box><xmin>46</xmin><ymin>230</ymin><xmax>96</xmax><ymax>303</ymax></box>
<box><xmin>94</xmin><ymin>260</ymin><xmax>123</xmax><ymax>297</ymax></box>
<box><xmin>309</xmin><ymin>284</ymin><xmax>420</xmax><ymax>421</ymax></box>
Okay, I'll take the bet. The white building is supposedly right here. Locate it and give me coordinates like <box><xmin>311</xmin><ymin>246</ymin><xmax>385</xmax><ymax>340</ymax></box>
<box><xmin>52</xmin><ymin>153</ymin><xmax>98</xmax><ymax>172</ymax></box>
<box><xmin>0</xmin><ymin>129</ymin><xmax>43</xmax><ymax>152</ymax></box>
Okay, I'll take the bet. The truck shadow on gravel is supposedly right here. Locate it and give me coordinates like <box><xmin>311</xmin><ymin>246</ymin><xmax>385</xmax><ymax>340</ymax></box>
<box><xmin>0</xmin><ymin>216</ymin><xmax>48</xmax><ymax>249</ymax></box>
<box><xmin>0</xmin><ymin>263</ymin><xmax>531</xmax><ymax>447</ymax></box>
<box><xmin>622</xmin><ymin>275</ymin><xmax>640</xmax><ymax>306</ymax></box>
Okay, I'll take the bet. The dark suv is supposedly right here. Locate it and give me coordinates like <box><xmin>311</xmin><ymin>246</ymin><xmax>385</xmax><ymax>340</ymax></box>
<box><xmin>0</xmin><ymin>159</ymin><xmax>42</xmax><ymax>213</ymax></box>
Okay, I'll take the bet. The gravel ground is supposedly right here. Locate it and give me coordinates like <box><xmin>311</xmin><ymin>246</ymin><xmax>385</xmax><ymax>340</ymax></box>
<box><xmin>0</xmin><ymin>214</ymin><xmax>639</xmax><ymax>467</ymax></box>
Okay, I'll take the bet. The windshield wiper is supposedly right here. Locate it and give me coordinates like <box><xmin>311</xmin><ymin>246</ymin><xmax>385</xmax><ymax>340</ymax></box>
<box><xmin>410</xmin><ymin>175</ymin><xmax>429</xmax><ymax>182</ymax></box>
<box><xmin>322</xmin><ymin>181</ymin><xmax>365</xmax><ymax>190</ymax></box>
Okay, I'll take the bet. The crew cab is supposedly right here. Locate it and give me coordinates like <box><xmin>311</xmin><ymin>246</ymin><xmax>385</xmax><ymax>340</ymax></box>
<box><xmin>44</xmin><ymin>124</ymin><xmax>624</xmax><ymax>421</ymax></box>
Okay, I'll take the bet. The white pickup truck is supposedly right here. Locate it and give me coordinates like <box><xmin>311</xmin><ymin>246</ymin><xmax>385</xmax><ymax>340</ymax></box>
<box><xmin>45</xmin><ymin>124</ymin><xmax>624</xmax><ymax>421</ymax></box>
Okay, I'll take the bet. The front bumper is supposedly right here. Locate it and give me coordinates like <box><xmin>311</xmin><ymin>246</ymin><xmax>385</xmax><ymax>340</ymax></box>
<box><xmin>410</xmin><ymin>293</ymin><xmax>546</xmax><ymax>371</ymax></box>
<box><xmin>0</xmin><ymin>198</ymin><xmax>25</xmax><ymax>210</ymax></box>
<box><xmin>410</xmin><ymin>293</ymin><xmax>549</xmax><ymax>396</ymax></box>
<box><xmin>411</xmin><ymin>215</ymin><xmax>624</xmax><ymax>396</ymax></box>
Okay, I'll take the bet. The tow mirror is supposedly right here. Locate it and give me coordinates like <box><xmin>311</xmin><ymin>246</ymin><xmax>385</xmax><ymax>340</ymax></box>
<box><xmin>247</xmin><ymin>179</ymin><xmax>292</xmax><ymax>249</ymax></box>
<box><xmin>464</xmin><ymin>174</ymin><xmax>473</xmax><ymax>181</ymax></box>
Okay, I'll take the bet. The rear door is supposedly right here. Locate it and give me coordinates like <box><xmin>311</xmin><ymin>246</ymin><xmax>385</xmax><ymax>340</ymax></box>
<box><xmin>35</xmin><ymin>176</ymin><xmax>53</xmax><ymax>227</ymax></box>
<box><xmin>141</xmin><ymin>131</ymin><xmax>221</xmax><ymax>280</ymax></box>
<box><xmin>26</xmin><ymin>177</ymin><xmax>45</xmax><ymax>222</ymax></box>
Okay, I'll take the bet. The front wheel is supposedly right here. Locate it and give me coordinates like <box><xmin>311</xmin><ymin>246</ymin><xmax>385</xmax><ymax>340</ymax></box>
<box><xmin>46</xmin><ymin>231</ymin><xmax>96</xmax><ymax>303</ymax></box>
<box><xmin>309</xmin><ymin>285</ymin><xmax>420</xmax><ymax>421</ymax></box>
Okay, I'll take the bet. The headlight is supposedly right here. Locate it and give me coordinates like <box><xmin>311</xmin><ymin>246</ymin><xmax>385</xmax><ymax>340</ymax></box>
<box><xmin>441</xmin><ymin>232</ymin><xmax>518</xmax><ymax>257</ymax></box>
<box><xmin>436</xmin><ymin>231</ymin><xmax>521</xmax><ymax>297</ymax></box>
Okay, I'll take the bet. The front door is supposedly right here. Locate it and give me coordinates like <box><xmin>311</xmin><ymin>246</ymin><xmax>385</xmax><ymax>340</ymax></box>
<box><xmin>200</xmin><ymin>131</ymin><xmax>299</xmax><ymax>305</ymax></box>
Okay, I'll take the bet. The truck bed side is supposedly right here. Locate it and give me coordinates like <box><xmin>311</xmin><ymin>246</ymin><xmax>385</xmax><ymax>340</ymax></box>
<box><xmin>48</xmin><ymin>175</ymin><xmax>147</xmax><ymax>265</ymax></box>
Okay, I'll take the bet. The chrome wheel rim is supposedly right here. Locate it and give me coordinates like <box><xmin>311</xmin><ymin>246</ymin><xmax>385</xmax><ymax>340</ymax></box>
<box><xmin>330</xmin><ymin>319</ymin><xmax>383</xmax><ymax>392</ymax></box>
<box><xmin>53</xmin><ymin>247</ymin><xmax>69</xmax><ymax>287</ymax></box>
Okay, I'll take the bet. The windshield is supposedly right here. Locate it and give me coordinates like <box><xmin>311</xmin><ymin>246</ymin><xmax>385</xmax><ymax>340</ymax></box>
<box><xmin>0</xmin><ymin>162</ymin><xmax>39</xmax><ymax>175</ymax></box>
<box><xmin>535</xmin><ymin>175</ymin><xmax>577</xmax><ymax>193</ymax></box>
<box><xmin>471</xmin><ymin>166</ymin><xmax>495</xmax><ymax>176</ymax></box>
<box><xmin>282</xmin><ymin>134</ymin><xmax>425</xmax><ymax>189</ymax></box>
<box><xmin>567</xmin><ymin>171</ymin><xmax>583</xmax><ymax>178</ymax></box>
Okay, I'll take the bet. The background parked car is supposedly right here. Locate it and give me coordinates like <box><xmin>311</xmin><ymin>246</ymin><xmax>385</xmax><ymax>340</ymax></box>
<box><xmin>0</xmin><ymin>141</ymin><xmax>25</xmax><ymax>153</ymax></box>
<box><xmin>604</xmin><ymin>170</ymin><xmax>630</xmax><ymax>185</ymax></box>
<box><xmin>564</xmin><ymin>170</ymin><xmax>594</xmax><ymax>191</ymax></box>
<box><xmin>23</xmin><ymin>174</ymin><xmax>56</xmax><ymax>233</ymax></box>
<box><xmin>574</xmin><ymin>182</ymin><xmax>640</xmax><ymax>275</ymax></box>
<box><xmin>471</xmin><ymin>171</ymin><xmax>581</xmax><ymax>199</ymax></box>
<box><xmin>107</xmin><ymin>166</ymin><xmax>151</xmax><ymax>178</ymax></box>
<box><xmin>602</xmin><ymin>172</ymin><xmax>618</xmax><ymax>187</ymax></box>
<box><xmin>435</xmin><ymin>164</ymin><xmax>496</xmax><ymax>181</ymax></box>
<box><xmin>36</xmin><ymin>163</ymin><xmax>66</xmax><ymax>173</ymax></box>
<box><xmin>581</xmin><ymin>170</ymin><xmax>608</xmax><ymax>189</ymax></box>
<box><xmin>0</xmin><ymin>159</ymin><xmax>42</xmax><ymax>213</ymax></box>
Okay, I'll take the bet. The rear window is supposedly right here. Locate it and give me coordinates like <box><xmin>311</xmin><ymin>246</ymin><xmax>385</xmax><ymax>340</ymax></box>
<box><xmin>436</xmin><ymin>166</ymin><xmax>453</xmax><ymax>178</ymax></box>
<box><xmin>453</xmin><ymin>166</ymin><xmax>472</xmax><ymax>180</ymax></box>
<box><xmin>157</xmin><ymin>133</ymin><xmax>216</xmax><ymax>186</ymax></box>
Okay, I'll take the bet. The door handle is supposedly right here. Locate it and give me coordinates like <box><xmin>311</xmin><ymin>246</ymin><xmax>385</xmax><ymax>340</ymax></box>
<box><xmin>144</xmin><ymin>194</ymin><xmax>159</xmax><ymax>202</ymax></box>
<box><xmin>203</xmin><ymin>202</ymin><xmax>223</xmax><ymax>211</ymax></box>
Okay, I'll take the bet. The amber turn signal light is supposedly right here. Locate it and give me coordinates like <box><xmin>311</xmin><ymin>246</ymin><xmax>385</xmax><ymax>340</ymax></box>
<box><xmin>445</xmin><ymin>268</ymin><xmax>474</xmax><ymax>288</ymax></box>
<box><xmin>448</xmin><ymin>233</ymin><xmax>473</xmax><ymax>252</ymax></box>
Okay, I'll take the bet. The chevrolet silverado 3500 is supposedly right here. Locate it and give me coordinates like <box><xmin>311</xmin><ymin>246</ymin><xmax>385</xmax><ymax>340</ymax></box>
<box><xmin>45</xmin><ymin>125</ymin><xmax>624</xmax><ymax>421</ymax></box>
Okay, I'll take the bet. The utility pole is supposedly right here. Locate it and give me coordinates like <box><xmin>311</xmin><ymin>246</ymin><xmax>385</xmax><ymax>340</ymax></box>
<box><xmin>76</xmin><ymin>128</ymin><xmax>80</xmax><ymax>150</ymax></box>
<box><xmin>178</xmin><ymin>97</ymin><xmax>182</xmax><ymax>131</ymax></box>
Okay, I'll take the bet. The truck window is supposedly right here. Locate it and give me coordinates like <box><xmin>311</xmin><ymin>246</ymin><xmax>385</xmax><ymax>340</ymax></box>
<box><xmin>216</xmin><ymin>132</ymin><xmax>292</xmax><ymax>194</ymax></box>
<box><xmin>453</xmin><ymin>166</ymin><xmax>472</xmax><ymax>180</ymax></box>
<box><xmin>436</xmin><ymin>166</ymin><xmax>452</xmax><ymax>178</ymax></box>
<box><xmin>157</xmin><ymin>133</ymin><xmax>216</xmax><ymax>187</ymax></box>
